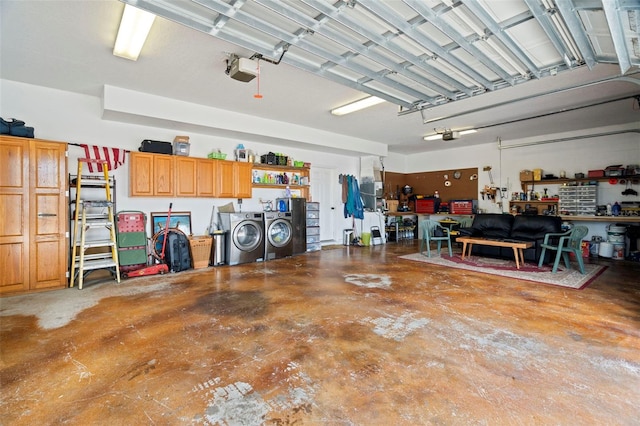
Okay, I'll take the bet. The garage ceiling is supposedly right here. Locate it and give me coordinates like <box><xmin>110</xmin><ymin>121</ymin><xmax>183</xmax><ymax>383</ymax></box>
<box><xmin>1</xmin><ymin>0</ymin><xmax>639</xmax><ymax>155</ymax></box>
<box><xmin>126</xmin><ymin>0</ymin><xmax>640</xmax><ymax>110</ymax></box>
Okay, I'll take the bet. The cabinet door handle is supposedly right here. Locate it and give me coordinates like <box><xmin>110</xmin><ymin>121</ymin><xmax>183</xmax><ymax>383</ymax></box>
<box><xmin>38</xmin><ymin>213</ymin><xmax>57</xmax><ymax>217</ymax></box>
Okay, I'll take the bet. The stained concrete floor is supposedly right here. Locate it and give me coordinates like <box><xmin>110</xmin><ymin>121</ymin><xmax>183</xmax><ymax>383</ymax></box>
<box><xmin>1</xmin><ymin>241</ymin><xmax>639</xmax><ymax>425</ymax></box>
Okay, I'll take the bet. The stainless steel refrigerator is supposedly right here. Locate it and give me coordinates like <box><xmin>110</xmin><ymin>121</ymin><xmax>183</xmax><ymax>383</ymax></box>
<box><xmin>277</xmin><ymin>197</ymin><xmax>307</xmax><ymax>255</ymax></box>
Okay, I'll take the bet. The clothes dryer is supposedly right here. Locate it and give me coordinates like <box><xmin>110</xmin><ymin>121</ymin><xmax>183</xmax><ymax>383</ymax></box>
<box><xmin>219</xmin><ymin>212</ymin><xmax>264</xmax><ymax>265</ymax></box>
<box><xmin>263</xmin><ymin>211</ymin><xmax>293</xmax><ymax>260</ymax></box>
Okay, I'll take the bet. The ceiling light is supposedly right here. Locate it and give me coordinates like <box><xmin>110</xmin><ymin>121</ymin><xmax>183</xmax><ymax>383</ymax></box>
<box><xmin>423</xmin><ymin>133</ymin><xmax>442</xmax><ymax>141</ymax></box>
<box><xmin>113</xmin><ymin>4</ymin><xmax>156</xmax><ymax>61</ymax></box>
<box><xmin>330</xmin><ymin>96</ymin><xmax>386</xmax><ymax>116</ymax></box>
<box><xmin>423</xmin><ymin>129</ymin><xmax>476</xmax><ymax>141</ymax></box>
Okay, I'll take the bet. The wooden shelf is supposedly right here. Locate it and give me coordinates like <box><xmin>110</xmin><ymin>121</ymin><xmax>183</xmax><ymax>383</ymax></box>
<box><xmin>252</xmin><ymin>164</ymin><xmax>309</xmax><ymax>173</ymax></box>
<box><xmin>559</xmin><ymin>215</ymin><xmax>640</xmax><ymax>223</ymax></box>
<box><xmin>253</xmin><ymin>184</ymin><xmax>309</xmax><ymax>190</ymax></box>
<box><xmin>252</xmin><ymin>163</ymin><xmax>310</xmax><ymax>199</ymax></box>
<box><xmin>511</xmin><ymin>200</ymin><xmax>559</xmax><ymax>204</ymax></box>
<box><xmin>521</xmin><ymin>174</ymin><xmax>640</xmax><ymax>190</ymax></box>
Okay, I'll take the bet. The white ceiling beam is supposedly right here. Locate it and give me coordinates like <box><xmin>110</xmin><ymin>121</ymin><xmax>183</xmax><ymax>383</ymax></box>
<box><xmin>555</xmin><ymin>0</ymin><xmax>598</xmax><ymax>69</ymax></box>
<box><xmin>603</xmin><ymin>0</ymin><xmax>632</xmax><ymax>74</ymax></box>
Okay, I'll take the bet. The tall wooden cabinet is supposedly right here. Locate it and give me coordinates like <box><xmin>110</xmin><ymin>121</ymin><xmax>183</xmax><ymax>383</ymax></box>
<box><xmin>0</xmin><ymin>136</ymin><xmax>67</xmax><ymax>295</ymax></box>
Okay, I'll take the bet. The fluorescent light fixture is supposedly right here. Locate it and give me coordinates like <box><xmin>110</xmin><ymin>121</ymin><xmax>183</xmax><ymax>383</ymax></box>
<box><xmin>459</xmin><ymin>129</ymin><xmax>477</xmax><ymax>136</ymax></box>
<box><xmin>330</xmin><ymin>96</ymin><xmax>386</xmax><ymax>116</ymax></box>
<box><xmin>423</xmin><ymin>129</ymin><xmax>476</xmax><ymax>141</ymax></box>
<box><xmin>113</xmin><ymin>4</ymin><xmax>156</xmax><ymax>61</ymax></box>
<box><xmin>423</xmin><ymin>133</ymin><xmax>442</xmax><ymax>141</ymax></box>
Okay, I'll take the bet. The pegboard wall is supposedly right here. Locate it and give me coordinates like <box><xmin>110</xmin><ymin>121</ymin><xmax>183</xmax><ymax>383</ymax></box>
<box><xmin>384</xmin><ymin>167</ymin><xmax>479</xmax><ymax>202</ymax></box>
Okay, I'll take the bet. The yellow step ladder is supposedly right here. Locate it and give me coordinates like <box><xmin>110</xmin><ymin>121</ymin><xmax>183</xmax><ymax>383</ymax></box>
<box><xmin>69</xmin><ymin>159</ymin><xmax>120</xmax><ymax>289</ymax></box>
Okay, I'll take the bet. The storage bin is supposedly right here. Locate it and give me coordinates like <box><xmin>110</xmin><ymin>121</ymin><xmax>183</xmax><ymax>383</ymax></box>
<box><xmin>306</xmin><ymin>218</ymin><xmax>320</xmax><ymax>227</ymax></box>
<box><xmin>261</xmin><ymin>153</ymin><xmax>288</xmax><ymax>165</ymax></box>
<box><xmin>605</xmin><ymin>166</ymin><xmax>624</xmax><ymax>177</ymax></box>
<box><xmin>188</xmin><ymin>235</ymin><xmax>213</xmax><ymax>269</ymax></box>
<box><xmin>173</xmin><ymin>141</ymin><xmax>190</xmax><ymax>156</ymax></box>
<box><xmin>208</xmin><ymin>152</ymin><xmax>227</xmax><ymax>160</ymax></box>
<box><xmin>307</xmin><ymin>226</ymin><xmax>320</xmax><ymax>236</ymax></box>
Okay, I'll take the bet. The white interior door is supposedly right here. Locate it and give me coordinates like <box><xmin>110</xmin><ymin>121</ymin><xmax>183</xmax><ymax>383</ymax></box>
<box><xmin>310</xmin><ymin>167</ymin><xmax>337</xmax><ymax>243</ymax></box>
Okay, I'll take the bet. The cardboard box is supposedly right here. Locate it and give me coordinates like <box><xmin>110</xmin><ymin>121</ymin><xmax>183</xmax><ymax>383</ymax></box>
<box><xmin>520</xmin><ymin>170</ymin><xmax>533</xmax><ymax>181</ymax></box>
<box><xmin>588</xmin><ymin>170</ymin><xmax>604</xmax><ymax>178</ymax></box>
<box><xmin>533</xmin><ymin>168</ymin><xmax>542</xmax><ymax>181</ymax></box>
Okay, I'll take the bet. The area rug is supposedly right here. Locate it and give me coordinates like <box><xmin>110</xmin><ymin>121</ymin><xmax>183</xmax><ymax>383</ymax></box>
<box><xmin>399</xmin><ymin>253</ymin><xmax>607</xmax><ymax>289</ymax></box>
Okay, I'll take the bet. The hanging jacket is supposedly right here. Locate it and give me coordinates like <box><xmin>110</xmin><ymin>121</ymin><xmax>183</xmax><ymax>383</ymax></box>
<box><xmin>344</xmin><ymin>175</ymin><xmax>354</xmax><ymax>218</ymax></box>
<box><xmin>351</xmin><ymin>176</ymin><xmax>364</xmax><ymax>220</ymax></box>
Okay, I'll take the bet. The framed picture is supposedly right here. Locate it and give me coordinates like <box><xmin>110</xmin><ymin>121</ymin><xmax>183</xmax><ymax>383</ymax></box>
<box><xmin>150</xmin><ymin>211</ymin><xmax>192</xmax><ymax>236</ymax></box>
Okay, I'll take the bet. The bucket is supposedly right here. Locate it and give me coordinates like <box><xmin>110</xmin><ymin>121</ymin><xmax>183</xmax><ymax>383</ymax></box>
<box><xmin>361</xmin><ymin>232</ymin><xmax>371</xmax><ymax>246</ymax></box>
<box><xmin>608</xmin><ymin>225</ymin><xmax>626</xmax><ymax>244</ymax></box>
<box><xmin>607</xmin><ymin>230</ymin><xmax>625</xmax><ymax>244</ymax></box>
<box><xmin>612</xmin><ymin>243</ymin><xmax>625</xmax><ymax>260</ymax></box>
<box><xmin>599</xmin><ymin>242</ymin><xmax>614</xmax><ymax>258</ymax></box>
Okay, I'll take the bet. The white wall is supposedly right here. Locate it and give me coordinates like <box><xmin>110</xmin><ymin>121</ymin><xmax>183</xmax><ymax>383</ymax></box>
<box><xmin>1</xmin><ymin>80</ymin><xmax>360</xmax><ymax>240</ymax></box>
<box><xmin>402</xmin><ymin>131</ymin><xmax>640</xmax><ymax>239</ymax></box>
<box><xmin>3</xmin><ymin>79</ymin><xmax>638</xmax><ymax>242</ymax></box>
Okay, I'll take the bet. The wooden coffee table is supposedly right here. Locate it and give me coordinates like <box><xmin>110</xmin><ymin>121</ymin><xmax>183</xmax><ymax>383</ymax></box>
<box><xmin>456</xmin><ymin>236</ymin><xmax>533</xmax><ymax>269</ymax></box>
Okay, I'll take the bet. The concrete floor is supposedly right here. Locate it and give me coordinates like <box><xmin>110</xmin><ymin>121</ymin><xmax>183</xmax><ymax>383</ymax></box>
<box><xmin>1</xmin><ymin>241</ymin><xmax>639</xmax><ymax>425</ymax></box>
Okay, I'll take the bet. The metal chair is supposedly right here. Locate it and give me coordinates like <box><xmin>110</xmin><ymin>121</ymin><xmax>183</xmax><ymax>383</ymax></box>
<box><xmin>538</xmin><ymin>226</ymin><xmax>589</xmax><ymax>274</ymax></box>
<box><xmin>420</xmin><ymin>220</ymin><xmax>452</xmax><ymax>257</ymax></box>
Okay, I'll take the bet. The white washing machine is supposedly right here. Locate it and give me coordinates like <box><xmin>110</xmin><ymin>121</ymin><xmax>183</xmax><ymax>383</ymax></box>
<box><xmin>219</xmin><ymin>212</ymin><xmax>264</xmax><ymax>265</ymax></box>
<box><xmin>263</xmin><ymin>211</ymin><xmax>293</xmax><ymax>260</ymax></box>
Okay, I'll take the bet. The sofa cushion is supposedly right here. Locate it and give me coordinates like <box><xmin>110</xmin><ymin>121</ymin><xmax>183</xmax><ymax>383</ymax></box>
<box><xmin>511</xmin><ymin>215</ymin><xmax>563</xmax><ymax>263</ymax></box>
<box><xmin>468</xmin><ymin>213</ymin><xmax>514</xmax><ymax>239</ymax></box>
<box><xmin>511</xmin><ymin>215</ymin><xmax>562</xmax><ymax>241</ymax></box>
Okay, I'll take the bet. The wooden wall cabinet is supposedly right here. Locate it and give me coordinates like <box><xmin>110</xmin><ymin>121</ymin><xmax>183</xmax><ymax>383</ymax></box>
<box><xmin>196</xmin><ymin>158</ymin><xmax>216</xmax><ymax>197</ymax></box>
<box><xmin>216</xmin><ymin>160</ymin><xmax>235</xmax><ymax>198</ymax></box>
<box><xmin>215</xmin><ymin>161</ymin><xmax>253</xmax><ymax>198</ymax></box>
<box><xmin>175</xmin><ymin>157</ymin><xmax>197</xmax><ymax>197</ymax></box>
<box><xmin>235</xmin><ymin>162</ymin><xmax>253</xmax><ymax>199</ymax></box>
<box><xmin>130</xmin><ymin>152</ymin><xmax>174</xmax><ymax>197</ymax></box>
<box><xmin>130</xmin><ymin>152</ymin><xmax>252</xmax><ymax>199</ymax></box>
<box><xmin>0</xmin><ymin>136</ymin><xmax>67</xmax><ymax>295</ymax></box>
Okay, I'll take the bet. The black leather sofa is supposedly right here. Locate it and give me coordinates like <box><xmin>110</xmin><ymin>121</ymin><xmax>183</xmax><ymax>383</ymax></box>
<box><xmin>457</xmin><ymin>213</ymin><xmax>563</xmax><ymax>263</ymax></box>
